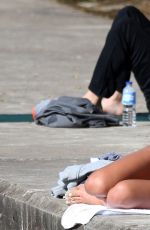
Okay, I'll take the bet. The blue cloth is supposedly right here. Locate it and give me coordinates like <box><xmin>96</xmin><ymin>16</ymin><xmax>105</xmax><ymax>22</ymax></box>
<box><xmin>98</xmin><ymin>152</ymin><xmax>122</xmax><ymax>161</ymax></box>
<box><xmin>51</xmin><ymin>152</ymin><xmax>121</xmax><ymax>198</ymax></box>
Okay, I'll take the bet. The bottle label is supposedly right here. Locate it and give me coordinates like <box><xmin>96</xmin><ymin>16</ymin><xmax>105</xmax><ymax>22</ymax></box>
<box><xmin>122</xmin><ymin>92</ymin><xmax>136</xmax><ymax>105</ymax></box>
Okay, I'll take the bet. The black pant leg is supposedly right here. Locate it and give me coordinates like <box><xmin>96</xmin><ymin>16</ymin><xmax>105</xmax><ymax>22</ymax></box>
<box><xmin>88</xmin><ymin>6</ymin><xmax>150</xmax><ymax>111</ymax></box>
<box><xmin>88</xmin><ymin>7</ymin><xmax>133</xmax><ymax>98</ymax></box>
<box><xmin>118</xmin><ymin>7</ymin><xmax>150</xmax><ymax>111</ymax></box>
<box><xmin>113</xmin><ymin>6</ymin><xmax>150</xmax><ymax>28</ymax></box>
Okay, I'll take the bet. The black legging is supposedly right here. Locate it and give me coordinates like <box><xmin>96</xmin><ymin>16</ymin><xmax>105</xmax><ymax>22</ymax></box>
<box><xmin>89</xmin><ymin>6</ymin><xmax>150</xmax><ymax>111</ymax></box>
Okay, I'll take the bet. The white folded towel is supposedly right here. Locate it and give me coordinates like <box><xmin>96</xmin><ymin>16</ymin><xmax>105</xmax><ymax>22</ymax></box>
<box><xmin>61</xmin><ymin>204</ymin><xmax>150</xmax><ymax>229</ymax></box>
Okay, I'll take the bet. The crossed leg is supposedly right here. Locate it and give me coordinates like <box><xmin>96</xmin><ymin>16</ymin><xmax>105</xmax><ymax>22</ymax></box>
<box><xmin>65</xmin><ymin>146</ymin><xmax>150</xmax><ymax>209</ymax></box>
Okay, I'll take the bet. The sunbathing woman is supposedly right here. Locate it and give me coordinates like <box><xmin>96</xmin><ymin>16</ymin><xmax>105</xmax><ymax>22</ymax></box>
<box><xmin>83</xmin><ymin>6</ymin><xmax>150</xmax><ymax>115</ymax></box>
<box><xmin>65</xmin><ymin>145</ymin><xmax>150</xmax><ymax>209</ymax></box>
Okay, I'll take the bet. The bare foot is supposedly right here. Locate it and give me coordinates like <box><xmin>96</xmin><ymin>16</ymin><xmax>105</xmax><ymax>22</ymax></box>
<box><xmin>101</xmin><ymin>91</ymin><xmax>123</xmax><ymax>115</ymax></box>
<box><xmin>83</xmin><ymin>90</ymin><xmax>123</xmax><ymax>115</ymax></box>
<box><xmin>65</xmin><ymin>184</ymin><xmax>106</xmax><ymax>205</ymax></box>
<box><xmin>101</xmin><ymin>97</ymin><xmax>123</xmax><ymax>115</ymax></box>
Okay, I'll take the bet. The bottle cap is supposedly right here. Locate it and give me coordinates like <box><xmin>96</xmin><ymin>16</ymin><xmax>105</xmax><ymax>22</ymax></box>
<box><xmin>126</xmin><ymin>81</ymin><xmax>132</xmax><ymax>85</ymax></box>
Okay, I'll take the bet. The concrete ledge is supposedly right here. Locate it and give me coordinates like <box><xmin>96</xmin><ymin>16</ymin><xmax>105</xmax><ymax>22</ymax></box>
<box><xmin>1</xmin><ymin>179</ymin><xmax>150</xmax><ymax>230</ymax></box>
<box><xmin>0</xmin><ymin>180</ymin><xmax>66</xmax><ymax>230</ymax></box>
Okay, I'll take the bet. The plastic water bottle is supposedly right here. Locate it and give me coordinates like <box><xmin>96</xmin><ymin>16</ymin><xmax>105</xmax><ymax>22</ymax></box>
<box><xmin>122</xmin><ymin>81</ymin><xmax>136</xmax><ymax>127</ymax></box>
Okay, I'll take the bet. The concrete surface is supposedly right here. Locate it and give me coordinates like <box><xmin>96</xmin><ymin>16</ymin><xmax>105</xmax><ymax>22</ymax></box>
<box><xmin>0</xmin><ymin>0</ymin><xmax>150</xmax><ymax>229</ymax></box>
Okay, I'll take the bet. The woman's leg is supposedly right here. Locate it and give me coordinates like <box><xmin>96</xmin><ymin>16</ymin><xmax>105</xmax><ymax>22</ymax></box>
<box><xmin>85</xmin><ymin>145</ymin><xmax>150</xmax><ymax>196</ymax></box>
<box><xmin>66</xmin><ymin>179</ymin><xmax>150</xmax><ymax>209</ymax></box>
<box><xmin>84</xmin><ymin>6</ymin><xmax>150</xmax><ymax>113</ymax></box>
<box><xmin>107</xmin><ymin>179</ymin><xmax>150</xmax><ymax>209</ymax></box>
<box><xmin>66</xmin><ymin>146</ymin><xmax>150</xmax><ymax>206</ymax></box>
<box><xmin>119</xmin><ymin>7</ymin><xmax>150</xmax><ymax>112</ymax></box>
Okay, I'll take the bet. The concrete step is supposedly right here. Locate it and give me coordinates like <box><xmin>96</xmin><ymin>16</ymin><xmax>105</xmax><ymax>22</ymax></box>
<box><xmin>1</xmin><ymin>179</ymin><xmax>150</xmax><ymax>230</ymax></box>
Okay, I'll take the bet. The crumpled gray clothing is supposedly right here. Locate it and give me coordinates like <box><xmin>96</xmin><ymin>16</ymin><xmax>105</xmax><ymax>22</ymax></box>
<box><xmin>34</xmin><ymin>96</ymin><xmax>120</xmax><ymax>128</ymax></box>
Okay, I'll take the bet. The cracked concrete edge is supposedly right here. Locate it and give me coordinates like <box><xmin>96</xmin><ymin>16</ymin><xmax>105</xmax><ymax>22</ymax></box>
<box><xmin>0</xmin><ymin>181</ymin><xmax>112</xmax><ymax>230</ymax></box>
<box><xmin>0</xmin><ymin>179</ymin><xmax>70</xmax><ymax>230</ymax></box>
<box><xmin>0</xmin><ymin>179</ymin><xmax>129</xmax><ymax>230</ymax></box>
<box><xmin>0</xmin><ymin>179</ymin><xmax>149</xmax><ymax>230</ymax></box>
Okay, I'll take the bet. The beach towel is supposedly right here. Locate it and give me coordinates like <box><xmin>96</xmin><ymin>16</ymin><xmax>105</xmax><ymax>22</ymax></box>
<box><xmin>61</xmin><ymin>203</ymin><xmax>150</xmax><ymax>229</ymax></box>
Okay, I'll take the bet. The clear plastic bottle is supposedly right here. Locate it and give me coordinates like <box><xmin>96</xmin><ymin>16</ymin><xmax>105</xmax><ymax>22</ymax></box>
<box><xmin>122</xmin><ymin>81</ymin><xmax>136</xmax><ymax>127</ymax></box>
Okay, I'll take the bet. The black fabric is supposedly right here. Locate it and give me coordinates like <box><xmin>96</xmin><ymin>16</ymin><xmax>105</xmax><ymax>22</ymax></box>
<box><xmin>89</xmin><ymin>6</ymin><xmax>150</xmax><ymax>111</ymax></box>
<box><xmin>34</xmin><ymin>96</ymin><xmax>120</xmax><ymax>128</ymax></box>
